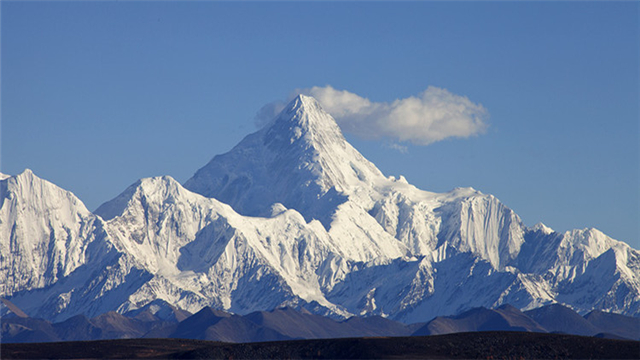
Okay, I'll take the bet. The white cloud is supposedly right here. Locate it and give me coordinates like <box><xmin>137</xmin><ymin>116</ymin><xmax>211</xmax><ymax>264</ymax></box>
<box><xmin>254</xmin><ymin>100</ymin><xmax>286</xmax><ymax>127</ymax></box>
<box><xmin>384</xmin><ymin>143</ymin><xmax>409</xmax><ymax>154</ymax></box>
<box><xmin>255</xmin><ymin>85</ymin><xmax>488</xmax><ymax>146</ymax></box>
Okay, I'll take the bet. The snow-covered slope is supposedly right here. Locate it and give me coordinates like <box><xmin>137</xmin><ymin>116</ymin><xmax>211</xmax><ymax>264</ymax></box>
<box><xmin>2</xmin><ymin>95</ymin><xmax>639</xmax><ymax>323</ymax></box>
<box><xmin>515</xmin><ymin>226</ymin><xmax>640</xmax><ymax>316</ymax></box>
<box><xmin>0</xmin><ymin>170</ymin><xmax>107</xmax><ymax>296</ymax></box>
<box><xmin>94</xmin><ymin>175</ymin><xmax>351</xmax><ymax>317</ymax></box>
<box><xmin>0</xmin><ymin>170</ymin><xmax>155</xmax><ymax>321</ymax></box>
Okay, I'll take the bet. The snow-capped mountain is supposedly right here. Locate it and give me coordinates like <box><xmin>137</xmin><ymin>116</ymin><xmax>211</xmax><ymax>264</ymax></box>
<box><xmin>1</xmin><ymin>95</ymin><xmax>638</xmax><ymax>323</ymax></box>
<box><xmin>0</xmin><ymin>170</ymin><xmax>153</xmax><ymax>321</ymax></box>
<box><xmin>0</xmin><ymin>169</ymin><xmax>114</xmax><ymax>296</ymax></box>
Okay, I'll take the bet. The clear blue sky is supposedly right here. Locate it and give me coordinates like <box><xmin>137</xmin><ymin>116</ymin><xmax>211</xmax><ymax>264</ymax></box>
<box><xmin>2</xmin><ymin>2</ymin><xmax>638</xmax><ymax>248</ymax></box>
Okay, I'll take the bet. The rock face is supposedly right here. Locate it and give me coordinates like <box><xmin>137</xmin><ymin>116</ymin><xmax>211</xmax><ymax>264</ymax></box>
<box><xmin>1</xmin><ymin>95</ymin><xmax>639</xmax><ymax>323</ymax></box>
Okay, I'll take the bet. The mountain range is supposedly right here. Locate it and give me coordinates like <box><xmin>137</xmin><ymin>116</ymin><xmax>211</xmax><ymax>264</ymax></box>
<box><xmin>3</xmin><ymin>301</ymin><xmax>638</xmax><ymax>343</ymax></box>
<box><xmin>1</xmin><ymin>94</ymin><xmax>638</xmax><ymax>326</ymax></box>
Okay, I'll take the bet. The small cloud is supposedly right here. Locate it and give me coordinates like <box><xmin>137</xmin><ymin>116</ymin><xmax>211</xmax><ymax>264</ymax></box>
<box><xmin>384</xmin><ymin>143</ymin><xmax>409</xmax><ymax>154</ymax></box>
<box><xmin>254</xmin><ymin>100</ymin><xmax>286</xmax><ymax>127</ymax></box>
<box><xmin>255</xmin><ymin>85</ymin><xmax>489</xmax><ymax>146</ymax></box>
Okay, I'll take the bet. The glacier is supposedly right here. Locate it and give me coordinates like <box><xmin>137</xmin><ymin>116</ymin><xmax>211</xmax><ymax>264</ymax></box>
<box><xmin>1</xmin><ymin>95</ymin><xmax>638</xmax><ymax>323</ymax></box>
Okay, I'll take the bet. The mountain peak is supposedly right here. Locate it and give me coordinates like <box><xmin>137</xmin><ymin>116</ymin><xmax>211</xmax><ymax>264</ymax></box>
<box><xmin>530</xmin><ymin>222</ymin><xmax>554</xmax><ymax>235</ymax></box>
<box><xmin>95</xmin><ymin>175</ymin><xmax>195</xmax><ymax>221</ymax></box>
<box><xmin>1</xmin><ymin>168</ymin><xmax>90</xmax><ymax>215</ymax></box>
<box><xmin>265</xmin><ymin>94</ymin><xmax>345</xmax><ymax>147</ymax></box>
<box><xmin>6</xmin><ymin>168</ymin><xmax>35</xmax><ymax>181</ymax></box>
<box><xmin>287</xmin><ymin>94</ymin><xmax>322</xmax><ymax>113</ymax></box>
<box><xmin>184</xmin><ymin>94</ymin><xmax>385</xmax><ymax>225</ymax></box>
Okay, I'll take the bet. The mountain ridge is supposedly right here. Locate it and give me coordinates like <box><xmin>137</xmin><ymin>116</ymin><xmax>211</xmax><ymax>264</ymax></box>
<box><xmin>3</xmin><ymin>303</ymin><xmax>639</xmax><ymax>344</ymax></box>
<box><xmin>1</xmin><ymin>95</ymin><xmax>638</xmax><ymax>323</ymax></box>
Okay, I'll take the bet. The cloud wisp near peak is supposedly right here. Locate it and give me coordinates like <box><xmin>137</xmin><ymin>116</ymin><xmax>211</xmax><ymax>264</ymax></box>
<box><xmin>255</xmin><ymin>86</ymin><xmax>488</xmax><ymax>147</ymax></box>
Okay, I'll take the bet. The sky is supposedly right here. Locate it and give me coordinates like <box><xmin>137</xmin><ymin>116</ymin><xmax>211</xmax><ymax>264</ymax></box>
<box><xmin>2</xmin><ymin>1</ymin><xmax>638</xmax><ymax>248</ymax></box>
